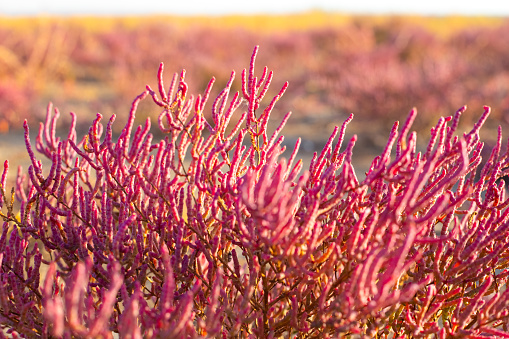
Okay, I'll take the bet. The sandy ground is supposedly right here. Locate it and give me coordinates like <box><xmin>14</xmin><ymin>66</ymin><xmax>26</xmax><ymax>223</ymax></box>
<box><xmin>0</xmin><ymin>131</ymin><xmax>53</xmax><ymax>190</ymax></box>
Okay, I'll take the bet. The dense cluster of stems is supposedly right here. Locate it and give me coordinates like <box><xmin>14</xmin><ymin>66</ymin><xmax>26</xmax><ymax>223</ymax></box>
<box><xmin>1</xmin><ymin>46</ymin><xmax>509</xmax><ymax>338</ymax></box>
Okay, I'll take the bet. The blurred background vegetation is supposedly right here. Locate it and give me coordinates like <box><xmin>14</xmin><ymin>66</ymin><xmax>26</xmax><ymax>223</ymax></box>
<box><xmin>1</xmin><ymin>12</ymin><xmax>509</xmax><ymax>160</ymax></box>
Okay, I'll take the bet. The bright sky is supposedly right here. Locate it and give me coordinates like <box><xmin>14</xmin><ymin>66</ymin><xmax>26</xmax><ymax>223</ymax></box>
<box><xmin>1</xmin><ymin>0</ymin><xmax>509</xmax><ymax>16</ymax></box>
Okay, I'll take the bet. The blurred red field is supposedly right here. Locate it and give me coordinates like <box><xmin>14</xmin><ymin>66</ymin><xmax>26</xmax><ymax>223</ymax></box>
<box><xmin>1</xmin><ymin>12</ymin><xmax>509</xmax><ymax>149</ymax></box>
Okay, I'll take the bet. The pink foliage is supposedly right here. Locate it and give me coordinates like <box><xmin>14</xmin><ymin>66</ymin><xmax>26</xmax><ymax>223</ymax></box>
<box><xmin>0</xmin><ymin>46</ymin><xmax>509</xmax><ymax>337</ymax></box>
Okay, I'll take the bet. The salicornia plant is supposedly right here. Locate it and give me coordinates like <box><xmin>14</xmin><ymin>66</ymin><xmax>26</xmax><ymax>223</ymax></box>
<box><xmin>1</xmin><ymin>46</ymin><xmax>509</xmax><ymax>338</ymax></box>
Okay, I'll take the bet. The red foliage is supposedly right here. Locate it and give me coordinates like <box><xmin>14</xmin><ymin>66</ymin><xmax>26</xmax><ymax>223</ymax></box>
<box><xmin>0</xmin><ymin>47</ymin><xmax>509</xmax><ymax>337</ymax></box>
